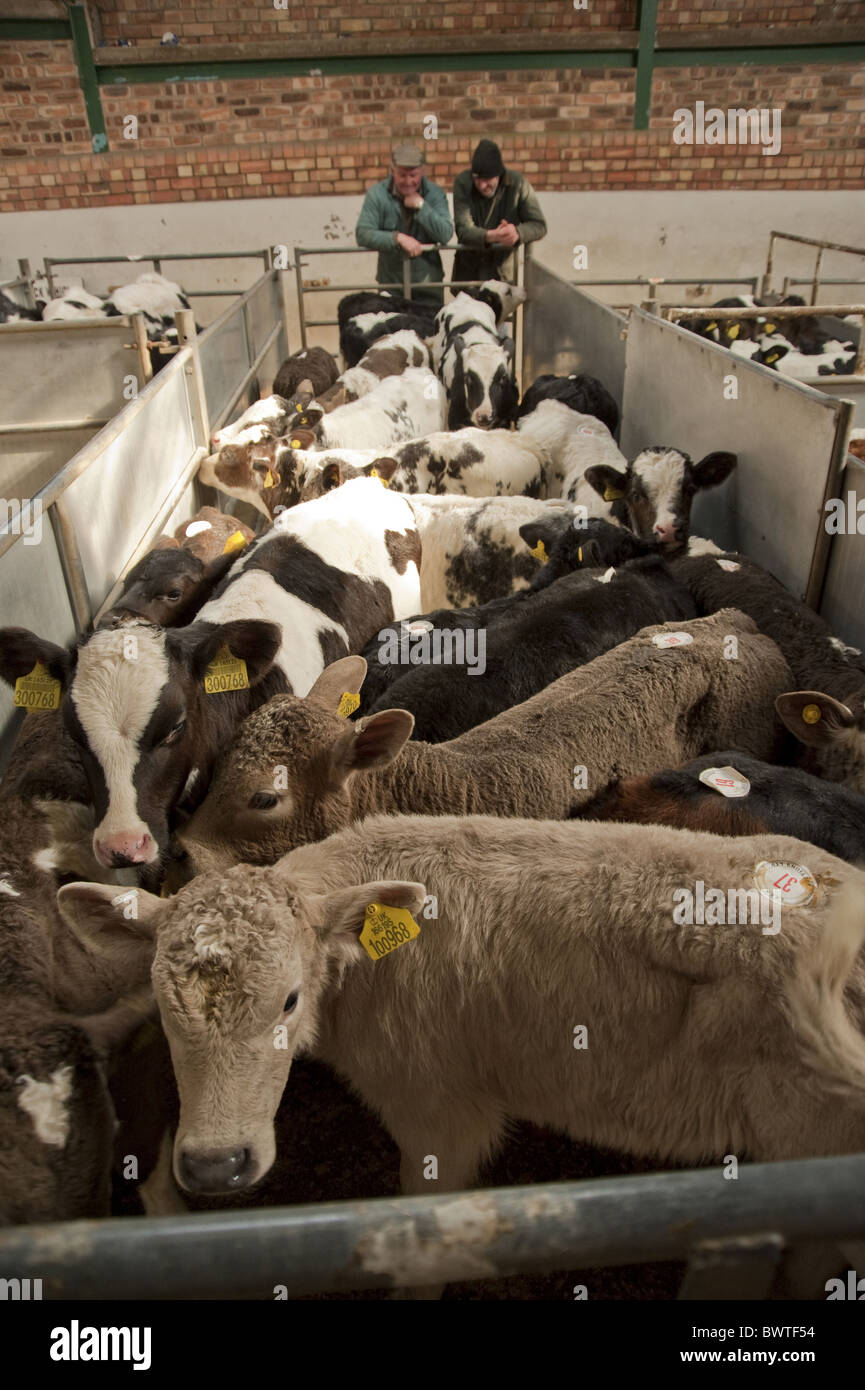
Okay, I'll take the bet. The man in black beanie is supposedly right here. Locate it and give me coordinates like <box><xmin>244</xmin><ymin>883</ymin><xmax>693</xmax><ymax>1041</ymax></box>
<box><xmin>452</xmin><ymin>139</ymin><xmax>547</xmax><ymax>287</ymax></box>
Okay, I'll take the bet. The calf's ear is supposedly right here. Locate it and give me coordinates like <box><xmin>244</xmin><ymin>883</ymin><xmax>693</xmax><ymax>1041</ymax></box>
<box><xmin>329</xmin><ymin>709</ymin><xmax>414</xmax><ymax>785</ymax></box>
<box><xmin>518</xmin><ymin>515</ymin><xmax>570</xmax><ymax>554</ymax></box>
<box><xmin>57</xmin><ymin>882</ymin><xmax>161</xmax><ymax>972</ymax></box>
<box><xmin>775</xmin><ymin>690</ymin><xmax>859</xmax><ymax>747</ymax></box>
<box><xmin>169</xmin><ymin>618</ymin><xmax>282</xmax><ymax>687</ymax></box>
<box><xmin>583</xmin><ymin>464</ymin><xmax>628</xmax><ymax>500</ymax></box>
<box><xmin>307</xmin><ymin>655</ymin><xmax>368</xmax><ymax>711</ymax></box>
<box><xmin>314</xmin><ymin>880</ymin><xmax>427</xmax><ymax>960</ymax></box>
<box><xmin>692</xmin><ymin>451</ymin><xmax>737</xmax><ymax>490</ymax></box>
<box><xmin>0</xmin><ymin>627</ymin><xmax>73</xmax><ymax>691</ymax></box>
<box><xmin>364</xmin><ymin>456</ymin><xmax>399</xmax><ymax>483</ymax></box>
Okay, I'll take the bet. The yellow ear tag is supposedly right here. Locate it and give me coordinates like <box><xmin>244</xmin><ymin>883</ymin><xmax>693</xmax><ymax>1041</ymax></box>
<box><xmin>577</xmin><ymin>547</ymin><xmax>583</xmax><ymax>563</ymax></box>
<box><xmin>222</xmin><ymin>530</ymin><xmax>248</xmax><ymax>555</ymax></box>
<box><xmin>337</xmin><ymin>691</ymin><xmax>360</xmax><ymax>718</ymax></box>
<box><xmin>604</xmin><ymin>486</ymin><xmax>625</xmax><ymax>502</ymax></box>
<box><xmin>765</xmin><ymin>352</ymin><xmax>780</xmax><ymax>363</ymax></box>
<box><xmin>765</xmin><ymin>322</ymin><xmax>776</xmax><ymax>333</ymax></box>
<box><xmin>290</xmin><ymin>438</ymin><xmax>302</xmax><ymax>449</ymax></box>
<box><xmin>369</xmin><ymin>468</ymin><xmax>390</xmax><ymax>488</ymax></box>
<box><xmin>801</xmin><ymin>703</ymin><xmax>822</xmax><ymax>725</ymax></box>
<box><xmin>359</xmin><ymin>901</ymin><xmax>421</xmax><ymax>962</ymax></box>
<box><xmin>726</xmin><ymin>324</ymin><xmax>740</xmax><ymax>340</ymax></box>
<box><xmin>203</xmin><ymin>643</ymin><xmax>249</xmax><ymax>695</ymax></box>
<box><xmin>14</xmin><ymin>660</ymin><xmax>61</xmax><ymax>712</ymax></box>
<box><xmin>263</xmin><ymin>469</ymin><xmax>277</xmax><ymax>490</ymax></box>
<box><xmin>530</xmin><ymin>538</ymin><xmax>548</xmax><ymax>564</ymax></box>
<box><xmin>706</xmin><ymin>321</ymin><xmax>718</xmax><ymax>332</ymax></box>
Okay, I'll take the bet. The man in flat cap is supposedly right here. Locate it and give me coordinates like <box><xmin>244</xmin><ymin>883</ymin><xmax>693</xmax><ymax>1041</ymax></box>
<box><xmin>453</xmin><ymin>139</ymin><xmax>547</xmax><ymax>286</ymax></box>
<box><xmin>355</xmin><ymin>142</ymin><xmax>454</xmax><ymax>303</ymax></box>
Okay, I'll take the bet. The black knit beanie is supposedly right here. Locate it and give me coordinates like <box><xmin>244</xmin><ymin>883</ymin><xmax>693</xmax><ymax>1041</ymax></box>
<box><xmin>472</xmin><ymin>139</ymin><xmax>505</xmax><ymax>178</ymax></box>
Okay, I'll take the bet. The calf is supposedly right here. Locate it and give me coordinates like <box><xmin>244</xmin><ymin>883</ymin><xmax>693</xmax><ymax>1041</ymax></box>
<box><xmin>517</xmin><ymin>515</ymin><xmax>658</xmax><ymax>591</ymax></box>
<box><xmin>0</xmin><ymin>480</ymin><xmax>422</xmax><ymax>881</ymax></box>
<box><xmin>669</xmin><ymin>549</ymin><xmax>865</xmax><ymax>792</ymax></box>
<box><xmin>754</xmin><ymin>339</ymin><xmax>855</xmax><ymax>380</ymax></box>
<box><xmin>517</xmin><ymin>372</ymin><xmax>619</xmax><ymax>436</ymax></box>
<box><xmin>318</xmin><ymin>330</ymin><xmax>431</xmax><ymax>408</ymax></box>
<box><xmin>360</xmin><ymin>556</ymin><xmax>697</xmax><ymax>741</ymax></box>
<box><xmin>172</xmin><ymin>508</ymin><xmax>255</xmax><ymax>566</ymax></box>
<box><xmin>173</xmin><ymin>609</ymin><xmax>790</xmax><ymax>876</ymax></box>
<box><xmin>583</xmin><ymin>444</ymin><xmax>737</xmax><ymax>551</ymax></box>
<box><xmin>67</xmin><ymin>813</ymin><xmax>865</xmax><ymax>1207</ymax></box>
<box><xmin>338</xmin><ymin>292</ymin><xmax>438</xmax><ymax>367</ymax></box>
<box><xmin>303</xmin><ymin>368</ymin><xmax>446</xmax><ymax>450</ymax></box>
<box><xmin>40</xmin><ymin>287</ymin><xmax>107</xmax><ymax>321</ymax></box>
<box><xmin>210</xmin><ymin>395</ymin><xmax>294</xmax><ymax>452</ymax></box>
<box><xmin>0</xmin><ymin>715</ymin><xmax>155</xmax><ymax>1223</ymax></box>
<box><xmin>272</xmin><ymin>346</ymin><xmax>339</xmax><ymax>400</ymax></box>
<box><xmin>578</xmin><ymin>749</ymin><xmax>865</xmax><ymax>866</ymax></box>
<box><xmin>0</xmin><ymin>290</ymin><xmax>40</xmax><ymax>324</ymax></box>
<box><xmin>518</xmin><ymin>399</ymin><xmax>630</xmax><ymax>515</ymax></box>
<box><xmin>432</xmin><ymin>288</ymin><xmax>520</xmax><ymax>429</ymax></box>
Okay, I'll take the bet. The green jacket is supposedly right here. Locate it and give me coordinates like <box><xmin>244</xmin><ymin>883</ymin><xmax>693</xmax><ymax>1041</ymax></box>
<box><xmin>355</xmin><ymin>175</ymin><xmax>454</xmax><ymax>302</ymax></box>
<box><xmin>452</xmin><ymin>168</ymin><xmax>547</xmax><ymax>285</ymax></box>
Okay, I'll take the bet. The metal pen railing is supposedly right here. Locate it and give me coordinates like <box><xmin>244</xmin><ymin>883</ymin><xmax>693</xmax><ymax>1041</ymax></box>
<box><xmin>42</xmin><ymin>248</ymin><xmax>274</xmax><ymax>300</ymax></box>
<box><xmin>762</xmin><ymin>230</ymin><xmax>865</xmax><ymax>305</ymax></box>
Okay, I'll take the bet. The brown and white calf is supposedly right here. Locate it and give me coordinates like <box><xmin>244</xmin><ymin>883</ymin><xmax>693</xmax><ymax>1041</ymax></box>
<box><xmin>174</xmin><ymin>609</ymin><xmax>790</xmax><ymax>877</ymax></box>
<box><xmin>0</xmin><ymin>480</ymin><xmax>423</xmax><ymax>881</ymax></box>
<box><xmin>61</xmin><ymin>813</ymin><xmax>865</xmax><ymax>1206</ymax></box>
<box><xmin>582</xmin><ymin>442</ymin><xmax>737</xmax><ymax>550</ymax></box>
<box><xmin>315</xmin><ymin>329</ymin><xmax>431</xmax><ymax>409</ymax></box>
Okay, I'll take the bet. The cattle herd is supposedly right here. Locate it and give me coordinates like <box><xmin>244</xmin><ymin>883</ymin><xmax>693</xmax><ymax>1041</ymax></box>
<box><xmin>1</xmin><ymin>277</ymin><xmax>864</xmax><ymax>1300</ymax></box>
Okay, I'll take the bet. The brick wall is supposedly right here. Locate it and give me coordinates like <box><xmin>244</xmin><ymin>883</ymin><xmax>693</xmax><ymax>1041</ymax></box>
<box><xmin>93</xmin><ymin>0</ymin><xmax>865</xmax><ymax>41</ymax></box>
<box><xmin>2</xmin><ymin>16</ymin><xmax>863</xmax><ymax>211</ymax></box>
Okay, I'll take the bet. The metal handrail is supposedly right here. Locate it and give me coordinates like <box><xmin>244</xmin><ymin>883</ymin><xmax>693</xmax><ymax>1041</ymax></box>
<box><xmin>762</xmin><ymin>230</ymin><xmax>865</xmax><ymax>305</ymax></box>
<box><xmin>42</xmin><ymin>248</ymin><xmax>273</xmax><ymax>298</ymax></box>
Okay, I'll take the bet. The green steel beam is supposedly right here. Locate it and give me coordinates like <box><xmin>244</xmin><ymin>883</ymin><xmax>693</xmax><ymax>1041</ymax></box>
<box><xmin>97</xmin><ymin>50</ymin><xmax>636</xmax><ymax>84</ymax></box>
<box><xmin>68</xmin><ymin>3</ymin><xmax>108</xmax><ymax>153</ymax></box>
<box><xmin>0</xmin><ymin>20</ymin><xmax>70</xmax><ymax>40</ymax></box>
<box><xmin>654</xmin><ymin>43</ymin><xmax>865</xmax><ymax>65</ymax></box>
<box><xmin>634</xmin><ymin>0</ymin><xmax>659</xmax><ymax>131</ymax></box>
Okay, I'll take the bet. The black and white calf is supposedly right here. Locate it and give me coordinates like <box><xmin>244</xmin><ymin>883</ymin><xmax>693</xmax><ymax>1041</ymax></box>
<box><xmin>0</xmin><ymin>480</ymin><xmax>423</xmax><ymax>880</ymax></box>
<box><xmin>583</xmin><ymin>446</ymin><xmax>737</xmax><ymax>550</ymax></box>
<box><xmin>517</xmin><ymin>373</ymin><xmax>619</xmax><ymax>436</ymax></box>
<box><xmin>338</xmin><ymin>291</ymin><xmax>439</xmax><ymax>367</ymax></box>
<box><xmin>431</xmin><ymin>281</ymin><xmax>525</xmax><ymax>430</ymax></box>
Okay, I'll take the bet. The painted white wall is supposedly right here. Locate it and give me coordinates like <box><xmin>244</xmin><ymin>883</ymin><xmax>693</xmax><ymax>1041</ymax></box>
<box><xmin>3</xmin><ymin>188</ymin><xmax>864</xmax><ymax>349</ymax></box>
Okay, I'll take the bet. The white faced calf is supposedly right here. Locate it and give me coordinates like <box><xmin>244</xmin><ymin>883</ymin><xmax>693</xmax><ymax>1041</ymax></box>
<box><xmin>584</xmin><ymin>446</ymin><xmax>737</xmax><ymax>551</ymax></box>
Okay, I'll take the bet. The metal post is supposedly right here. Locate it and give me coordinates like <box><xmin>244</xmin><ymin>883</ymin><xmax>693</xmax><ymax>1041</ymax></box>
<box><xmin>294</xmin><ymin>249</ymin><xmax>308</xmax><ymax>350</ymax></box>
<box><xmin>403</xmin><ymin>255</ymin><xmax>412</xmax><ymax>301</ymax></box>
<box><xmin>811</xmin><ymin>246</ymin><xmax>824</xmax><ymax>306</ymax></box>
<box><xmin>68</xmin><ymin>3</ymin><xmax>108</xmax><ymax>154</ymax></box>
<box><xmin>49</xmin><ymin>500</ymin><xmax>92</xmax><ymax>635</ymax></box>
<box><xmin>762</xmin><ymin>232</ymin><xmax>776</xmax><ymax>298</ymax></box>
<box><xmin>129</xmin><ymin>313</ymin><xmax>153</xmax><ymax>385</ymax></box>
<box><xmin>277</xmin><ymin>269</ymin><xmax>292</xmax><ymax>361</ymax></box>
<box><xmin>175</xmin><ymin>309</ymin><xmax>209</xmax><ymax>448</ymax></box>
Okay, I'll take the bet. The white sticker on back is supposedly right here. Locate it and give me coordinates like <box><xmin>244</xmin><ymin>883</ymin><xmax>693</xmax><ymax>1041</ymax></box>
<box><xmin>753</xmin><ymin>861</ymin><xmax>816</xmax><ymax>907</ymax></box>
<box><xmin>716</xmin><ymin>559</ymin><xmax>740</xmax><ymax>572</ymax></box>
<box><xmin>699</xmin><ymin>765</ymin><xmax>751</xmax><ymax>798</ymax></box>
<box><xmin>651</xmin><ymin>632</ymin><xmax>694</xmax><ymax>648</ymax></box>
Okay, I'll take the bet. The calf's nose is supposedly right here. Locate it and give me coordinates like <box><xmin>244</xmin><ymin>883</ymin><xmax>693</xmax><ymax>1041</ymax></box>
<box><xmin>179</xmin><ymin>1147</ymin><xmax>253</xmax><ymax>1194</ymax></box>
<box><xmin>94</xmin><ymin>831</ymin><xmax>155</xmax><ymax>867</ymax></box>
<box><xmin>653</xmin><ymin>520</ymin><xmax>677</xmax><ymax>544</ymax></box>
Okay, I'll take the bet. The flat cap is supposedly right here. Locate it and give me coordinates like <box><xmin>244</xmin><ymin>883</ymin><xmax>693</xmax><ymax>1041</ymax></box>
<box><xmin>392</xmin><ymin>141</ymin><xmax>425</xmax><ymax>168</ymax></box>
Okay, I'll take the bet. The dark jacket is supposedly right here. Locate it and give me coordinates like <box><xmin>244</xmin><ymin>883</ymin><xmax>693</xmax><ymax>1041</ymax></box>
<box><xmin>452</xmin><ymin>167</ymin><xmax>547</xmax><ymax>285</ymax></box>
<box><xmin>355</xmin><ymin>175</ymin><xmax>453</xmax><ymax>302</ymax></box>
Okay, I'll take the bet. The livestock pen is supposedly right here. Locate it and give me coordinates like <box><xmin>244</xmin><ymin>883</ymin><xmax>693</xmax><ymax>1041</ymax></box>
<box><xmin>0</xmin><ymin>256</ymin><xmax>864</xmax><ymax>1302</ymax></box>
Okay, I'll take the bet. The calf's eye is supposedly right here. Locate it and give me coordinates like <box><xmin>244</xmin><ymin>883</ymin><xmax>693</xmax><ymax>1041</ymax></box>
<box><xmin>283</xmin><ymin>992</ymin><xmax>299</xmax><ymax>1014</ymax></box>
<box><xmin>162</xmin><ymin>719</ymin><xmax>186</xmax><ymax>747</ymax></box>
<box><xmin>249</xmin><ymin>791</ymin><xmax>278</xmax><ymax>811</ymax></box>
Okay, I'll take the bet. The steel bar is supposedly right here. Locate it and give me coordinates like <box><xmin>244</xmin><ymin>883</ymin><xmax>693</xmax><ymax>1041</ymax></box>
<box><xmin>0</xmin><ymin>1157</ymin><xmax>863</xmax><ymax>1299</ymax></box>
<box><xmin>634</xmin><ymin>0</ymin><xmax>659</xmax><ymax>131</ymax></box>
<box><xmin>175</xmin><ymin>310</ymin><xmax>209</xmax><ymax>449</ymax></box>
<box><xmin>662</xmin><ymin>304</ymin><xmax>865</xmax><ymax>319</ymax></box>
<box><xmin>130</xmin><ymin>313</ymin><xmax>153</xmax><ymax>385</ymax></box>
<box><xmin>49</xmin><ymin>498</ymin><xmax>91</xmax><ymax>635</ymax></box>
<box><xmin>570</xmin><ymin>277</ymin><xmax>760</xmax><ymax>288</ymax></box>
<box><xmin>0</xmin><ymin>419</ymin><xmax>109</xmax><ymax>435</ymax></box>
<box><xmin>68</xmin><ymin>3</ymin><xmax>107</xmax><ymax>155</ymax></box>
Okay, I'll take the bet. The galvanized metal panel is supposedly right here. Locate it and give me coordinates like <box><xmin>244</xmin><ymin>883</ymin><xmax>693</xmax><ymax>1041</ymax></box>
<box><xmin>59</xmin><ymin>366</ymin><xmax>196</xmax><ymax>613</ymax></box>
<box><xmin>0</xmin><ymin>526</ymin><xmax>77</xmax><ymax>771</ymax></box>
<box><xmin>809</xmin><ymin>377</ymin><xmax>865</xmax><ymax>428</ymax></box>
<box><xmin>0</xmin><ymin>427</ymin><xmax>99</xmax><ymax>498</ymax></box>
<box><xmin>620</xmin><ymin>310</ymin><xmax>847</xmax><ymax>601</ymax></box>
<box><xmin>818</xmin><ymin>457</ymin><xmax>865</xmax><ymax>650</ymax></box>
<box><xmin>199</xmin><ymin>302</ymin><xmax>250</xmax><ymax>427</ymax></box>
<box><xmin>523</xmin><ymin>260</ymin><xmax>627</xmax><ymax>415</ymax></box>
<box><xmin>245</xmin><ymin>273</ymin><xmax>280</xmax><ymax>361</ymax></box>
<box><xmin>0</xmin><ymin>320</ymin><xmax>133</xmax><ymax>428</ymax></box>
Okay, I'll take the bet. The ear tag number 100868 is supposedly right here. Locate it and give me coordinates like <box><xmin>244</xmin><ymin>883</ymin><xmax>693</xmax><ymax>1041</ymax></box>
<box><xmin>359</xmin><ymin>902</ymin><xmax>421</xmax><ymax>961</ymax></box>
